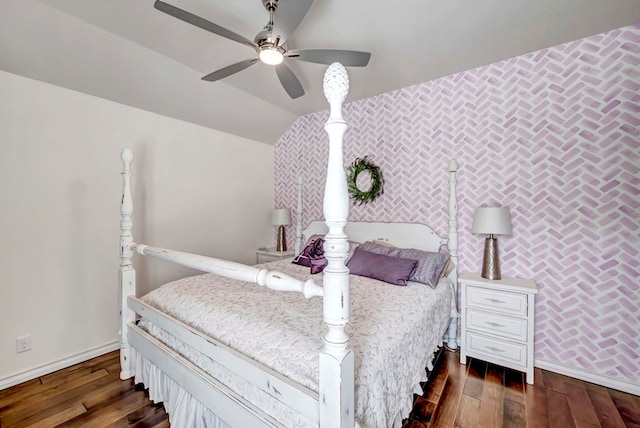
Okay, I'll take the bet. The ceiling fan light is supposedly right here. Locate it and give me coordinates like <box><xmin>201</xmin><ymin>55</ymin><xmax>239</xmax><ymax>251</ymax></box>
<box><xmin>259</xmin><ymin>48</ymin><xmax>284</xmax><ymax>65</ymax></box>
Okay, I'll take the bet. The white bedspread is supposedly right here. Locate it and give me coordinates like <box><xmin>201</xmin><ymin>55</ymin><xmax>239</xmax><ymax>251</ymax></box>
<box><xmin>134</xmin><ymin>259</ymin><xmax>453</xmax><ymax>428</ymax></box>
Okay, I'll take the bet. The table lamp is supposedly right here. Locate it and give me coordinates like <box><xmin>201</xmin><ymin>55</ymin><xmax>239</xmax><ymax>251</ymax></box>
<box><xmin>272</xmin><ymin>208</ymin><xmax>291</xmax><ymax>252</ymax></box>
<box><xmin>472</xmin><ymin>206</ymin><xmax>512</xmax><ymax>280</ymax></box>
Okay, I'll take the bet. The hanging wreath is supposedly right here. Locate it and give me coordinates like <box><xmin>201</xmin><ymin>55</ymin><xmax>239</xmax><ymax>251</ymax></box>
<box><xmin>346</xmin><ymin>156</ymin><xmax>384</xmax><ymax>206</ymax></box>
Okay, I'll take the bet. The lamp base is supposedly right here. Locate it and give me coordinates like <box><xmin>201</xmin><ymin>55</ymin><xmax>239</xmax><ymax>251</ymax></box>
<box><xmin>276</xmin><ymin>225</ymin><xmax>287</xmax><ymax>252</ymax></box>
<box><xmin>481</xmin><ymin>235</ymin><xmax>501</xmax><ymax>280</ymax></box>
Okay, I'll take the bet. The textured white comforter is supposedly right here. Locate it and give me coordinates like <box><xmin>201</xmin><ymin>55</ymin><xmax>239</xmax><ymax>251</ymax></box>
<box><xmin>135</xmin><ymin>259</ymin><xmax>453</xmax><ymax>428</ymax></box>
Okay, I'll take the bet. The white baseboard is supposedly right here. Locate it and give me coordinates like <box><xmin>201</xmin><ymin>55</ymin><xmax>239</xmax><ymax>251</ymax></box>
<box><xmin>0</xmin><ymin>341</ymin><xmax>120</xmax><ymax>391</ymax></box>
<box><xmin>536</xmin><ymin>358</ymin><xmax>640</xmax><ymax>396</ymax></box>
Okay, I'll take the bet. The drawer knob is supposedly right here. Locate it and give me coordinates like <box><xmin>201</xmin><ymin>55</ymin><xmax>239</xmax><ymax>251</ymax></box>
<box><xmin>486</xmin><ymin>321</ymin><xmax>505</xmax><ymax>328</ymax></box>
<box><xmin>486</xmin><ymin>298</ymin><xmax>506</xmax><ymax>304</ymax></box>
<box><xmin>486</xmin><ymin>346</ymin><xmax>505</xmax><ymax>353</ymax></box>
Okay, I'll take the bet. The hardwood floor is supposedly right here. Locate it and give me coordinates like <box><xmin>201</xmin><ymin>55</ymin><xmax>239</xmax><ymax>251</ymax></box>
<box><xmin>1</xmin><ymin>350</ymin><xmax>638</xmax><ymax>427</ymax></box>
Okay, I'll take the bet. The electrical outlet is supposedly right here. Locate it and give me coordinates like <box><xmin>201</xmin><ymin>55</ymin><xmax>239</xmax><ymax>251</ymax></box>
<box><xmin>16</xmin><ymin>335</ymin><xmax>32</xmax><ymax>353</ymax></box>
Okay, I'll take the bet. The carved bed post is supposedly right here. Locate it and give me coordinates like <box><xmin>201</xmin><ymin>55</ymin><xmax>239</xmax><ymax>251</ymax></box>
<box><xmin>295</xmin><ymin>175</ymin><xmax>303</xmax><ymax>256</ymax></box>
<box><xmin>119</xmin><ymin>148</ymin><xmax>136</xmax><ymax>379</ymax></box>
<box><xmin>446</xmin><ymin>159</ymin><xmax>459</xmax><ymax>350</ymax></box>
<box><xmin>319</xmin><ymin>63</ymin><xmax>354</xmax><ymax>427</ymax></box>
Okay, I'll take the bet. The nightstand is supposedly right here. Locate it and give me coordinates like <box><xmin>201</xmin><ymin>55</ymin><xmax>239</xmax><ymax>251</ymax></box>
<box><xmin>256</xmin><ymin>247</ymin><xmax>294</xmax><ymax>264</ymax></box>
<box><xmin>459</xmin><ymin>271</ymin><xmax>539</xmax><ymax>384</ymax></box>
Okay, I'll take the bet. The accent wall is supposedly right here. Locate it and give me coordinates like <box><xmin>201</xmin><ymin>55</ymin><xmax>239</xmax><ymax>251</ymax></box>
<box><xmin>274</xmin><ymin>24</ymin><xmax>640</xmax><ymax>392</ymax></box>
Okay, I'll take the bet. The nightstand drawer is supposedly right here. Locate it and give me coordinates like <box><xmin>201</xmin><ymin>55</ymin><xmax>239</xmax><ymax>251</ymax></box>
<box><xmin>466</xmin><ymin>331</ymin><xmax>527</xmax><ymax>367</ymax></box>
<box><xmin>467</xmin><ymin>286</ymin><xmax>527</xmax><ymax>316</ymax></box>
<box><xmin>466</xmin><ymin>309</ymin><xmax>528</xmax><ymax>341</ymax></box>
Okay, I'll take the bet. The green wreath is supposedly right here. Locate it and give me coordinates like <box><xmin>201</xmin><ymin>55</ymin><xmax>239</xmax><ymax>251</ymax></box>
<box><xmin>346</xmin><ymin>156</ymin><xmax>384</xmax><ymax>206</ymax></box>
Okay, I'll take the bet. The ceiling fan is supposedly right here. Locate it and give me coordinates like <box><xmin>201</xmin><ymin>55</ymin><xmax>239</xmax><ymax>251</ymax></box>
<box><xmin>154</xmin><ymin>0</ymin><xmax>371</xmax><ymax>99</ymax></box>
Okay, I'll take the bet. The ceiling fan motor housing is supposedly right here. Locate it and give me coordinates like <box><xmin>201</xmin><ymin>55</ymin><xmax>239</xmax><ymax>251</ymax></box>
<box><xmin>262</xmin><ymin>0</ymin><xmax>279</xmax><ymax>11</ymax></box>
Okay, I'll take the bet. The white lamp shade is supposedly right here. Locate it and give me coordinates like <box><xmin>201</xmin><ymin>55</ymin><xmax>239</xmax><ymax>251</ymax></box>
<box><xmin>272</xmin><ymin>208</ymin><xmax>291</xmax><ymax>226</ymax></box>
<box><xmin>472</xmin><ymin>206</ymin><xmax>512</xmax><ymax>235</ymax></box>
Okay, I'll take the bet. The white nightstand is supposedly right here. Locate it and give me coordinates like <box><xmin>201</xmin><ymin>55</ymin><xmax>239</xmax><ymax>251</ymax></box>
<box><xmin>459</xmin><ymin>271</ymin><xmax>539</xmax><ymax>384</ymax></box>
<box><xmin>256</xmin><ymin>247</ymin><xmax>294</xmax><ymax>264</ymax></box>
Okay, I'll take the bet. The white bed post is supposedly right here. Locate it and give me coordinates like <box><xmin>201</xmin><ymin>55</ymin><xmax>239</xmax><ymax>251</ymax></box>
<box><xmin>319</xmin><ymin>63</ymin><xmax>354</xmax><ymax>428</ymax></box>
<box><xmin>119</xmin><ymin>148</ymin><xmax>136</xmax><ymax>379</ymax></box>
<box><xmin>446</xmin><ymin>159</ymin><xmax>459</xmax><ymax>350</ymax></box>
<box><xmin>295</xmin><ymin>175</ymin><xmax>303</xmax><ymax>256</ymax></box>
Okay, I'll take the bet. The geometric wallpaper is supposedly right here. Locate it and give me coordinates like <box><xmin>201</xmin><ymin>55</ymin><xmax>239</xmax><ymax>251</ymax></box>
<box><xmin>275</xmin><ymin>23</ymin><xmax>640</xmax><ymax>388</ymax></box>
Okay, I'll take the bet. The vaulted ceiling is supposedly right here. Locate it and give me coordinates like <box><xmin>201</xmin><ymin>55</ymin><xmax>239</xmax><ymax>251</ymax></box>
<box><xmin>2</xmin><ymin>0</ymin><xmax>639</xmax><ymax>144</ymax></box>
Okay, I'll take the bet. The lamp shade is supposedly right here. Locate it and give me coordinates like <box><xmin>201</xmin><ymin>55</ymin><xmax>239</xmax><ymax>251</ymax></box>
<box><xmin>272</xmin><ymin>208</ymin><xmax>291</xmax><ymax>226</ymax></box>
<box><xmin>472</xmin><ymin>206</ymin><xmax>512</xmax><ymax>235</ymax></box>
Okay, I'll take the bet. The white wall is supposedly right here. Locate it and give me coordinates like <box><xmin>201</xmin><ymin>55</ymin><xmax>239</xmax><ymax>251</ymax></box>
<box><xmin>0</xmin><ymin>70</ymin><xmax>274</xmax><ymax>387</ymax></box>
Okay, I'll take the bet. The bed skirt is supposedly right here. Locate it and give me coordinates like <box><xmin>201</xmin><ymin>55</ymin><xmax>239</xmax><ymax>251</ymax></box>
<box><xmin>132</xmin><ymin>343</ymin><xmax>442</xmax><ymax>428</ymax></box>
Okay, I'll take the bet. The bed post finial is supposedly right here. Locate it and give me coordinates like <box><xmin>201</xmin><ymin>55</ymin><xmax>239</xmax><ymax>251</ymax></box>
<box><xmin>119</xmin><ymin>148</ymin><xmax>136</xmax><ymax>380</ymax></box>
<box><xmin>320</xmin><ymin>62</ymin><xmax>355</xmax><ymax>428</ymax></box>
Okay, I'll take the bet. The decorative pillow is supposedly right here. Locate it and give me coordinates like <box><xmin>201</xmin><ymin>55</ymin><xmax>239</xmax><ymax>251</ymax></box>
<box><xmin>293</xmin><ymin>236</ymin><xmax>359</xmax><ymax>274</ymax></box>
<box><xmin>292</xmin><ymin>237</ymin><xmax>327</xmax><ymax>274</ymax></box>
<box><xmin>397</xmin><ymin>246</ymin><xmax>450</xmax><ymax>288</ymax></box>
<box><xmin>347</xmin><ymin>247</ymin><xmax>418</xmax><ymax>286</ymax></box>
<box><xmin>358</xmin><ymin>240</ymin><xmax>401</xmax><ymax>257</ymax></box>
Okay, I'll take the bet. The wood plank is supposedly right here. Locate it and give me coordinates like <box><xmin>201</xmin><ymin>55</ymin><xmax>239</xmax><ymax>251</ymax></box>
<box><xmin>82</xmin><ymin>376</ymin><xmax>138</xmax><ymax>410</ymax></box>
<box><xmin>542</xmin><ymin>369</ymin><xmax>571</xmax><ymax>394</ymax></box>
<box><xmin>524</xmin><ymin>377</ymin><xmax>550</xmax><ymax>428</ymax></box>
<box><xmin>58</xmin><ymin>387</ymin><xmax>151</xmax><ymax>427</ymax></box>
<box><xmin>428</xmin><ymin>352</ymin><xmax>468</xmax><ymax>427</ymax></box>
<box><xmin>462</xmin><ymin>357</ymin><xmax>486</xmax><ymax>400</ymax></box>
<box><xmin>546</xmin><ymin>389</ymin><xmax>576</xmax><ymax>428</ymax></box>
<box><xmin>409</xmin><ymin>395</ymin><xmax>436</xmax><ymax>424</ymax></box>
<box><xmin>568</xmin><ymin>390</ymin><xmax>602</xmax><ymax>426</ymax></box>
<box><xmin>424</xmin><ymin>349</ymin><xmax>455</xmax><ymax>404</ymax></box>
<box><xmin>0</xmin><ymin>369</ymin><xmax>109</xmax><ymax>422</ymax></box>
<box><xmin>573</xmin><ymin>419</ymin><xmax>601</xmax><ymax>428</ymax></box>
<box><xmin>0</xmin><ymin>368</ymin><xmax>124</xmax><ymax>426</ymax></box>
<box><xmin>586</xmin><ymin>385</ymin><xmax>627</xmax><ymax>428</ymax></box>
<box><xmin>503</xmin><ymin>397</ymin><xmax>526</xmax><ymax>428</ymax></box>
<box><xmin>104</xmin><ymin>400</ymin><xmax>168</xmax><ymax>427</ymax></box>
<box><xmin>0</xmin><ymin>354</ymin><xmax>118</xmax><ymax>412</ymax></box>
<box><xmin>22</xmin><ymin>402</ymin><xmax>87</xmax><ymax>428</ymax></box>
<box><xmin>504</xmin><ymin>367</ymin><xmax>525</xmax><ymax>405</ymax></box>
<box><xmin>39</xmin><ymin>351</ymin><xmax>119</xmax><ymax>384</ymax></box>
<box><xmin>0</xmin><ymin>378</ymin><xmax>42</xmax><ymax>410</ymax></box>
<box><xmin>608</xmin><ymin>388</ymin><xmax>640</xmax><ymax>428</ymax></box>
<box><xmin>454</xmin><ymin>395</ymin><xmax>480</xmax><ymax>427</ymax></box>
<box><xmin>476</xmin><ymin>363</ymin><xmax>504</xmax><ymax>428</ymax></box>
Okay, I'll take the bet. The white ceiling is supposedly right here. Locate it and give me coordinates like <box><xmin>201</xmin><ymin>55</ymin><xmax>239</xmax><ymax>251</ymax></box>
<box><xmin>2</xmin><ymin>0</ymin><xmax>639</xmax><ymax>144</ymax></box>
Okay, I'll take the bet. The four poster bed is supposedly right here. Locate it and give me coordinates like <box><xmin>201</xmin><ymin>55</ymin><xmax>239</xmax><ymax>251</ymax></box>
<box><xmin>119</xmin><ymin>63</ymin><xmax>459</xmax><ymax>427</ymax></box>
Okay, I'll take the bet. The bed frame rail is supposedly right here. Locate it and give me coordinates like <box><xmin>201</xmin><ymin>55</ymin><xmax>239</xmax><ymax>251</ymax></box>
<box><xmin>127</xmin><ymin>296</ymin><xmax>319</xmax><ymax>422</ymax></box>
<box><xmin>131</xmin><ymin>243</ymin><xmax>323</xmax><ymax>298</ymax></box>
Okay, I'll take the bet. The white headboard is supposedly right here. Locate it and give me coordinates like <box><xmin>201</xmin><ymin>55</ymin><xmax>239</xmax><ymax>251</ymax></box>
<box><xmin>302</xmin><ymin>221</ymin><xmax>446</xmax><ymax>252</ymax></box>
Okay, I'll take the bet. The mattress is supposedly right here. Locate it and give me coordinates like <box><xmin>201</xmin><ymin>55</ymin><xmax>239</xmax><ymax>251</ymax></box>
<box><xmin>133</xmin><ymin>258</ymin><xmax>453</xmax><ymax>427</ymax></box>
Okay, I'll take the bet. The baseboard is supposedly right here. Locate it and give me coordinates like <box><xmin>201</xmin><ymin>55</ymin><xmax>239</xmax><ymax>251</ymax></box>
<box><xmin>0</xmin><ymin>341</ymin><xmax>120</xmax><ymax>391</ymax></box>
<box><xmin>536</xmin><ymin>358</ymin><xmax>640</xmax><ymax>396</ymax></box>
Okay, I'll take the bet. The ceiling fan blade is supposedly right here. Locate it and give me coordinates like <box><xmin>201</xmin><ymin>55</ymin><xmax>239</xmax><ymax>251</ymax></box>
<box><xmin>201</xmin><ymin>58</ymin><xmax>259</xmax><ymax>82</ymax></box>
<box><xmin>273</xmin><ymin>0</ymin><xmax>314</xmax><ymax>43</ymax></box>
<box><xmin>154</xmin><ymin>1</ymin><xmax>256</xmax><ymax>49</ymax></box>
<box><xmin>287</xmin><ymin>49</ymin><xmax>371</xmax><ymax>67</ymax></box>
<box><xmin>275</xmin><ymin>63</ymin><xmax>305</xmax><ymax>99</ymax></box>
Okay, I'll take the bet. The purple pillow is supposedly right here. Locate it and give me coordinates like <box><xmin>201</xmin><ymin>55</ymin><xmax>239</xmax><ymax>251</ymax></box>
<box><xmin>358</xmin><ymin>240</ymin><xmax>401</xmax><ymax>257</ymax></box>
<box><xmin>292</xmin><ymin>237</ymin><xmax>327</xmax><ymax>274</ymax></box>
<box><xmin>398</xmin><ymin>246</ymin><xmax>450</xmax><ymax>288</ymax></box>
<box><xmin>347</xmin><ymin>247</ymin><xmax>418</xmax><ymax>286</ymax></box>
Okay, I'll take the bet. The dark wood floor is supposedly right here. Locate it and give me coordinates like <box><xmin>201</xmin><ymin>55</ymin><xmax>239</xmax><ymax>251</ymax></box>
<box><xmin>0</xmin><ymin>349</ymin><xmax>638</xmax><ymax>427</ymax></box>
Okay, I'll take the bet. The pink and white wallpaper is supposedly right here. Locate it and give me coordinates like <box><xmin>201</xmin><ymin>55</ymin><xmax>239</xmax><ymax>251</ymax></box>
<box><xmin>275</xmin><ymin>23</ymin><xmax>640</xmax><ymax>388</ymax></box>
